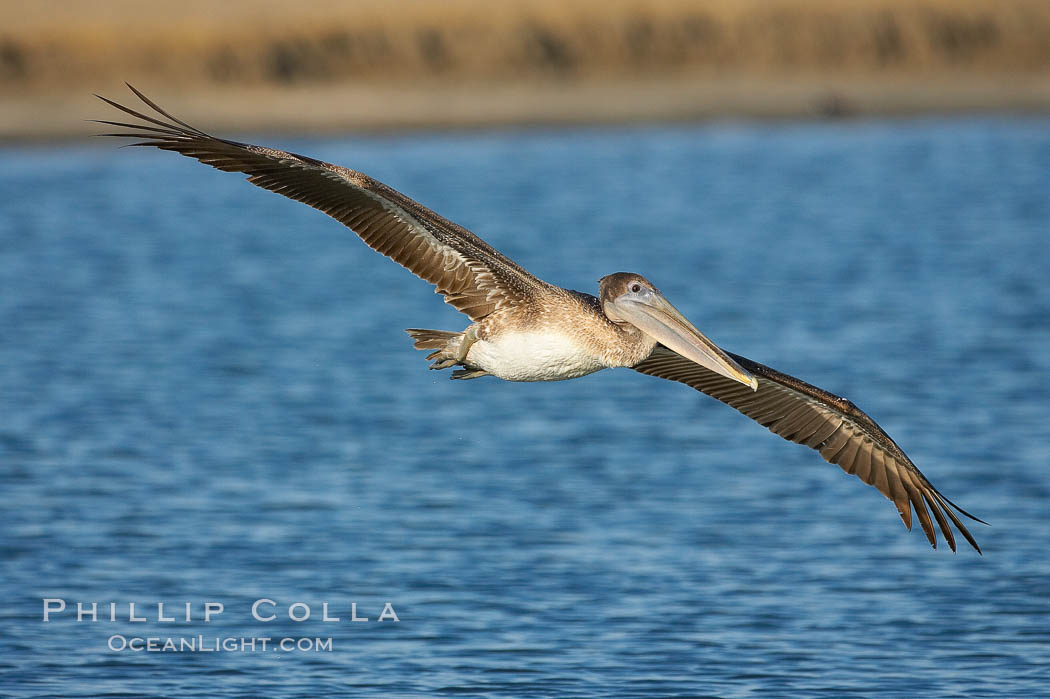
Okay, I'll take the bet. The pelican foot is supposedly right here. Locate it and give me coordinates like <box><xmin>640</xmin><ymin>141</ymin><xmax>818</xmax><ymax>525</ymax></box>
<box><xmin>451</xmin><ymin>368</ymin><xmax>490</xmax><ymax>380</ymax></box>
<box><xmin>455</xmin><ymin>326</ymin><xmax>479</xmax><ymax>362</ymax></box>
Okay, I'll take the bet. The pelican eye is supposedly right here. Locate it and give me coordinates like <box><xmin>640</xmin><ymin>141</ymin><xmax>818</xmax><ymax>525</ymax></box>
<box><xmin>629</xmin><ymin>283</ymin><xmax>642</xmax><ymax>293</ymax></box>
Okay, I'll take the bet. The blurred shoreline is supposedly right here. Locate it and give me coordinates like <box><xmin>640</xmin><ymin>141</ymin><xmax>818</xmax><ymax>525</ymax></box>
<box><xmin>6</xmin><ymin>76</ymin><xmax>1050</xmax><ymax>143</ymax></box>
<box><xmin>3</xmin><ymin>0</ymin><xmax>1050</xmax><ymax>140</ymax></box>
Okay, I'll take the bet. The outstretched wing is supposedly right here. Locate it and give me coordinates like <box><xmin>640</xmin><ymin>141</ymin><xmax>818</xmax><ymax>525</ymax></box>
<box><xmin>633</xmin><ymin>346</ymin><xmax>983</xmax><ymax>552</ymax></box>
<box><xmin>95</xmin><ymin>84</ymin><xmax>548</xmax><ymax>321</ymax></box>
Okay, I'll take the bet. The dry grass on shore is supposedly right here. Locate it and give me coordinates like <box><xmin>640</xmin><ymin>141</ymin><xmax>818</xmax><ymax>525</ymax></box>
<box><xmin>2</xmin><ymin>0</ymin><xmax>1050</xmax><ymax>138</ymax></box>
<box><xmin>5</xmin><ymin>0</ymin><xmax>1050</xmax><ymax>88</ymax></box>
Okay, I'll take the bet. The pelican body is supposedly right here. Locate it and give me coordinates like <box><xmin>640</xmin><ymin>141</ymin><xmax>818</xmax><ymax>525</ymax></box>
<box><xmin>410</xmin><ymin>275</ymin><xmax>755</xmax><ymax>387</ymax></box>
<box><xmin>96</xmin><ymin>85</ymin><xmax>984</xmax><ymax>553</ymax></box>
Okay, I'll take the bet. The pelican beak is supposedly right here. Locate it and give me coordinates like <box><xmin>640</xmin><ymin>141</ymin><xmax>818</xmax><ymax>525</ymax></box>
<box><xmin>614</xmin><ymin>292</ymin><xmax>758</xmax><ymax>391</ymax></box>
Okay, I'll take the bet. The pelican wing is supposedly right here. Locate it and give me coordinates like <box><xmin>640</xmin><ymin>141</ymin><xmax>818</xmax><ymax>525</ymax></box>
<box><xmin>95</xmin><ymin>85</ymin><xmax>545</xmax><ymax>321</ymax></box>
<box><xmin>633</xmin><ymin>346</ymin><xmax>983</xmax><ymax>552</ymax></box>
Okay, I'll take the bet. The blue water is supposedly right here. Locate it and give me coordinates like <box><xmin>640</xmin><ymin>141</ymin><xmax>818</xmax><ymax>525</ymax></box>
<box><xmin>2</xmin><ymin>117</ymin><xmax>1049</xmax><ymax>697</ymax></box>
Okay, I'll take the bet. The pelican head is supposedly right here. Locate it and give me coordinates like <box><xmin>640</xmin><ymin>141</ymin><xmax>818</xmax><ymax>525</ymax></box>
<box><xmin>599</xmin><ymin>272</ymin><xmax>758</xmax><ymax>391</ymax></box>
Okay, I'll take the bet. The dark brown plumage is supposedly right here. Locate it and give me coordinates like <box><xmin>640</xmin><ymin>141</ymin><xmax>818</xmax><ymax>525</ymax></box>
<box><xmin>634</xmin><ymin>348</ymin><xmax>983</xmax><ymax>552</ymax></box>
<box><xmin>96</xmin><ymin>85</ymin><xmax>984</xmax><ymax>552</ymax></box>
<box><xmin>95</xmin><ymin>85</ymin><xmax>545</xmax><ymax>322</ymax></box>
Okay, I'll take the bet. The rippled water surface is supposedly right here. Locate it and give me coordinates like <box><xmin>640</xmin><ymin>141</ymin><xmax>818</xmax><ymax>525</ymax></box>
<box><xmin>2</xmin><ymin>117</ymin><xmax>1049</xmax><ymax>697</ymax></box>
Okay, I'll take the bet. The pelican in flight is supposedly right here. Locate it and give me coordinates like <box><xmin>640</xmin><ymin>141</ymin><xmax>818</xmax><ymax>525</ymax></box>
<box><xmin>97</xmin><ymin>85</ymin><xmax>984</xmax><ymax>552</ymax></box>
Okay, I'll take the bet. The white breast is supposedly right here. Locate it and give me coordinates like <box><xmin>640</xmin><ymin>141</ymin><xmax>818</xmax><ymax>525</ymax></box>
<box><xmin>466</xmin><ymin>331</ymin><xmax>607</xmax><ymax>382</ymax></box>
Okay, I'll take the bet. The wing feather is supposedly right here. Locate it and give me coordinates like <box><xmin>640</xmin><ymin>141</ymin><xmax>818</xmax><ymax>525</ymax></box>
<box><xmin>633</xmin><ymin>346</ymin><xmax>983</xmax><ymax>552</ymax></box>
<box><xmin>95</xmin><ymin>85</ymin><xmax>547</xmax><ymax>321</ymax></box>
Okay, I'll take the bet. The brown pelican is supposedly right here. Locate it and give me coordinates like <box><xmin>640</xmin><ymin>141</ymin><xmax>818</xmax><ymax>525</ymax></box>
<box><xmin>96</xmin><ymin>85</ymin><xmax>984</xmax><ymax>552</ymax></box>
